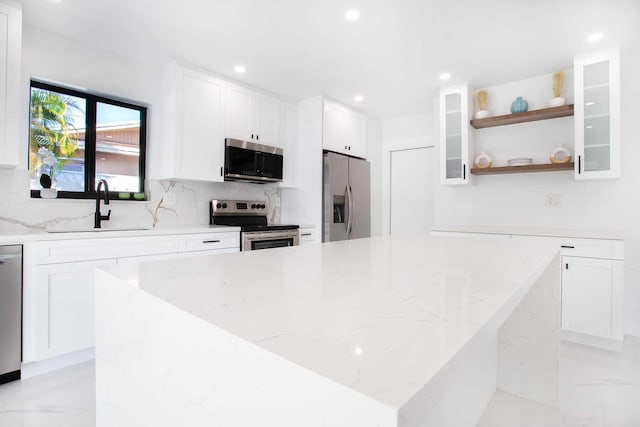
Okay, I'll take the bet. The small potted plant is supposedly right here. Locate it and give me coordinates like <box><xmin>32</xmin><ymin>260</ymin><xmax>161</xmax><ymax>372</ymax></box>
<box><xmin>37</xmin><ymin>147</ymin><xmax>58</xmax><ymax>198</ymax></box>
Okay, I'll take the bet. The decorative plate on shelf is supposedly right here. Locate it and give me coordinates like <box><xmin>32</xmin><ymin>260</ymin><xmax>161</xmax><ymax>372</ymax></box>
<box><xmin>507</xmin><ymin>158</ymin><xmax>533</xmax><ymax>166</ymax></box>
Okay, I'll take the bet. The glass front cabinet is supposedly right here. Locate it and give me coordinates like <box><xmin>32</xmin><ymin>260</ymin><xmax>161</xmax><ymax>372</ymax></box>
<box><xmin>439</xmin><ymin>83</ymin><xmax>473</xmax><ymax>185</ymax></box>
<box><xmin>574</xmin><ymin>48</ymin><xmax>621</xmax><ymax>180</ymax></box>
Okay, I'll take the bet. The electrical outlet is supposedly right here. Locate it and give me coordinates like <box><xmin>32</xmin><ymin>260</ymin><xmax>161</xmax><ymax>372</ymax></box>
<box><xmin>163</xmin><ymin>191</ymin><xmax>176</xmax><ymax>206</ymax></box>
<box><xmin>545</xmin><ymin>194</ymin><xmax>562</xmax><ymax>208</ymax></box>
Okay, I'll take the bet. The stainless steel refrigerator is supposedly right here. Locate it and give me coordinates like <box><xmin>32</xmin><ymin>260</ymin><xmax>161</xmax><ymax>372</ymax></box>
<box><xmin>323</xmin><ymin>151</ymin><xmax>371</xmax><ymax>242</ymax></box>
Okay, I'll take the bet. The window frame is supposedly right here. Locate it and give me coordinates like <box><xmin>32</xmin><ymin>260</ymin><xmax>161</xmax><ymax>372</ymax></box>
<box><xmin>29</xmin><ymin>80</ymin><xmax>148</xmax><ymax>200</ymax></box>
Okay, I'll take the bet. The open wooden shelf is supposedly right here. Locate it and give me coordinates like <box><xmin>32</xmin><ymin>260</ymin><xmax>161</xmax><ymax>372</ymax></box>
<box><xmin>470</xmin><ymin>104</ymin><xmax>574</xmax><ymax>129</ymax></box>
<box><xmin>471</xmin><ymin>162</ymin><xmax>574</xmax><ymax>175</ymax></box>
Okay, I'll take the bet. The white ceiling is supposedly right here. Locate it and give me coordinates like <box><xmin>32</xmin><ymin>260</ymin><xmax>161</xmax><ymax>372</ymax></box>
<box><xmin>19</xmin><ymin>0</ymin><xmax>640</xmax><ymax>119</ymax></box>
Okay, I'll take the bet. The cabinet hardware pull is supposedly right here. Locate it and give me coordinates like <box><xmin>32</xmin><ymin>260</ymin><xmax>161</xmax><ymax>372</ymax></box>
<box><xmin>578</xmin><ymin>155</ymin><xmax>581</xmax><ymax>174</ymax></box>
<box><xmin>256</xmin><ymin>135</ymin><xmax>259</xmax><ymax>140</ymax></box>
<box><xmin>251</xmin><ymin>134</ymin><xmax>254</xmax><ymax>139</ymax></box>
<box><xmin>561</xmin><ymin>245</ymin><xmax>575</xmax><ymax>249</ymax></box>
<box><xmin>220</xmin><ymin>167</ymin><xmax>223</xmax><ymax>177</ymax></box>
<box><xmin>202</xmin><ymin>240</ymin><xmax>221</xmax><ymax>244</ymax></box>
<box><xmin>566</xmin><ymin>263</ymin><xmax>569</xmax><ymax>270</ymax></box>
<box><xmin>301</xmin><ymin>233</ymin><xmax>312</xmax><ymax>236</ymax></box>
<box><xmin>463</xmin><ymin>164</ymin><xmax>466</xmax><ymax>180</ymax></box>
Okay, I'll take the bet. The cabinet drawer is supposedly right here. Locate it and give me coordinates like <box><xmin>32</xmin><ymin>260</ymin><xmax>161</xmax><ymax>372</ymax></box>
<box><xmin>511</xmin><ymin>235</ymin><xmax>622</xmax><ymax>260</ymax></box>
<box><xmin>35</xmin><ymin>236</ymin><xmax>178</xmax><ymax>264</ymax></box>
<box><xmin>177</xmin><ymin>247</ymin><xmax>239</xmax><ymax>258</ymax></box>
<box><xmin>177</xmin><ymin>232</ymin><xmax>239</xmax><ymax>253</ymax></box>
<box><xmin>558</xmin><ymin>238</ymin><xmax>617</xmax><ymax>259</ymax></box>
<box><xmin>299</xmin><ymin>227</ymin><xmax>317</xmax><ymax>244</ymax></box>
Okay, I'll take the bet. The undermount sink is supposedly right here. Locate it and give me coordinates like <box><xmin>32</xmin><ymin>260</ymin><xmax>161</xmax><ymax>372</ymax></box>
<box><xmin>46</xmin><ymin>228</ymin><xmax>153</xmax><ymax>234</ymax></box>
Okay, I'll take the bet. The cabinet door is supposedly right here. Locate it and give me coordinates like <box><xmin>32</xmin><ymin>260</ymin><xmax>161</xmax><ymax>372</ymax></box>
<box><xmin>0</xmin><ymin>2</ymin><xmax>20</xmax><ymax>167</ymax></box>
<box><xmin>179</xmin><ymin>70</ymin><xmax>225</xmax><ymax>182</ymax></box>
<box><xmin>323</xmin><ymin>101</ymin><xmax>366</xmax><ymax>157</ymax></box>
<box><xmin>35</xmin><ymin>259</ymin><xmax>116</xmax><ymax>360</ymax></box>
<box><xmin>225</xmin><ymin>85</ymin><xmax>256</xmax><ymax>141</ymax></box>
<box><xmin>561</xmin><ymin>256</ymin><xmax>613</xmax><ymax>339</ymax></box>
<box><xmin>255</xmin><ymin>95</ymin><xmax>281</xmax><ymax>146</ymax></box>
<box><xmin>574</xmin><ymin>48</ymin><xmax>620</xmax><ymax>180</ymax></box>
<box><xmin>439</xmin><ymin>84</ymin><xmax>472</xmax><ymax>185</ymax></box>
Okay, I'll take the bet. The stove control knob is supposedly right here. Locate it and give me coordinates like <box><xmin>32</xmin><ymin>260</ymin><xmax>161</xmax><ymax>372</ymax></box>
<box><xmin>216</xmin><ymin>203</ymin><xmax>222</xmax><ymax>209</ymax></box>
<box><xmin>251</xmin><ymin>204</ymin><xmax>257</xmax><ymax>209</ymax></box>
<box><xmin>222</xmin><ymin>203</ymin><xmax>228</xmax><ymax>208</ymax></box>
<box><xmin>261</xmin><ymin>204</ymin><xmax>266</xmax><ymax>209</ymax></box>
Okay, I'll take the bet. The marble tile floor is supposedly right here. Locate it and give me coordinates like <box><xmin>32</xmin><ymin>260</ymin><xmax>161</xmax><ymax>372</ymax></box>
<box><xmin>0</xmin><ymin>338</ymin><xmax>638</xmax><ymax>426</ymax></box>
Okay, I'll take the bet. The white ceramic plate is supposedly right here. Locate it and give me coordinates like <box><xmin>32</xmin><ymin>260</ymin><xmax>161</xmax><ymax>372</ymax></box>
<box><xmin>507</xmin><ymin>157</ymin><xmax>533</xmax><ymax>166</ymax></box>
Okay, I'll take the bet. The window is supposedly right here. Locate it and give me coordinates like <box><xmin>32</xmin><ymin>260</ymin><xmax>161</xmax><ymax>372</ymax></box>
<box><xmin>29</xmin><ymin>80</ymin><xmax>147</xmax><ymax>199</ymax></box>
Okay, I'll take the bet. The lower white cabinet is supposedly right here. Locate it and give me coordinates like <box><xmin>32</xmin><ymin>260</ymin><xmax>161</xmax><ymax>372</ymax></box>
<box><xmin>299</xmin><ymin>225</ymin><xmax>318</xmax><ymax>245</ymax></box>
<box><xmin>562</xmin><ymin>256</ymin><xmax>624</xmax><ymax>344</ymax></box>
<box><xmin>33</xmin><ymin>259</ymin><xmax>116</xmax><ymax>360</ymax></box>
<box><xmin>429</xmin><ymin>229</ymin><xmax>625</xmax><ymax>350</ymax></box>
<box><xmin>24</xmin><ymin>231</ymin><xmax>241</xmax><ymax>363</ymax></box>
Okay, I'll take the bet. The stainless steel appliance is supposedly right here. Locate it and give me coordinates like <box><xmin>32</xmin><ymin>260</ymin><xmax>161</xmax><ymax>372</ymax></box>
<box><xmin>224</xmin><ymin>139</ymin><xmax>284</xmax><ymax>184</ymax></box>
<box><xmin>210</xmin><ymin>200</ymin><xmax>299</xmax><ymax>251</ymax></box>
<box><xmin>0</xmin><ymin>245</ymin><xmax>22</xmax><ymax>385</ymax></box>
<box><xmin>323</xmin><ymin>151</ymin><xmax>371</xmax><ymax>242</ymax></box>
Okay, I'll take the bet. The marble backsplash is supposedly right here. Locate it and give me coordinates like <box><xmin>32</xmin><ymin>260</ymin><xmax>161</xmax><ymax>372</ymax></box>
<box><xmin>0</xmin><ymin>169</ymin><xmax>281</xmax><ymax>232</ymax></box>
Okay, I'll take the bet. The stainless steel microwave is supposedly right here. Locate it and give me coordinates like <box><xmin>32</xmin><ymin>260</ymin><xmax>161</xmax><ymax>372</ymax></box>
<box><xmin>224</xmin><ymin>139</ymin><xmax>283</xmax><ymax>184</ymax></box>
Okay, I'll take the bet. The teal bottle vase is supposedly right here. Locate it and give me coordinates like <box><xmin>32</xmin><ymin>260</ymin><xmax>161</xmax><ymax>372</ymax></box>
<box><xmin>511</xmin><ymin>96</ymin><xmax>529</xmax><ymax>114</ymax></box>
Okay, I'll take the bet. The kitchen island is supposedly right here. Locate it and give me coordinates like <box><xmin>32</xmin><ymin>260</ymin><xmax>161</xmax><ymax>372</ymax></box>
<box><xmin>95</xmin><ymin>234</ymin><xmax>561</xmax><ymax>426</ymax></box>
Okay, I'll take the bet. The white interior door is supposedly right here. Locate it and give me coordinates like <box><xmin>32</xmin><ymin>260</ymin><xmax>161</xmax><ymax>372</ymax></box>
<box><xmin>390</xmin><ymin>147</ymin><xmax>436</xmax><ymax>235</ymax></box>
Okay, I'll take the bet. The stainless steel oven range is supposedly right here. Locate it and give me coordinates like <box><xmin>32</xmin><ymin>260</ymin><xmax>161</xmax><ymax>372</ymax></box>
<box><xmin>210</xmin><ymin>200</ymin><xmax>299</xmax><ymax>251</ymax></box>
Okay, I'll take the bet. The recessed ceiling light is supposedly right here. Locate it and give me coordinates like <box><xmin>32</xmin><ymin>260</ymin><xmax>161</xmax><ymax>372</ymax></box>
<box><xmin>234</xmin><ymin>65</ymin><xmax>246</xmax><ymax>74</ymax></box>
<box><xmin>47</xmin><ymin>0</ymin><xmax>62</xmax><ymax>3</ymax></box>
<box><xmin>585</xmin><ymin>102</ymin><xmax>595</xmax><ymax>106</ymax></box>
<box><xmin>587</xmin><ymin>32</ymin><xmax>604</xmax><ymax>43</ymax></box>
<box><xmin>345</xmin><ymin>9</ymin><xmax>360</xmax><ymax>22</ymax></box>
<box><xmin>354</xmin><ymin>95</ymin><xmax>364</xmax><ymax>102</ymax></box>
<box><xmin>586</xmin><ymin>125</ymin><xmax>594</xmax><ymax>129</ymax></box>
<box><xmin>439</xmin><ymin>72</ymin><xmax>451</xmax><ymax>80</ymax></box>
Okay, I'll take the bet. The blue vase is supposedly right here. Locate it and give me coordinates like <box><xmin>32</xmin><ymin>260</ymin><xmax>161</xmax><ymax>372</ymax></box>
<box><xmin>511</xmin><ymin>96</ymin><xmax>529</xmax><ymax>114</ymax></box>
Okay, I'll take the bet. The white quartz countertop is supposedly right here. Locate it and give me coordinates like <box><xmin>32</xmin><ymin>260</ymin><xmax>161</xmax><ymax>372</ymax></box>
<box><xmin>100</xmin><ymin>234</ymin><xmax>559</xmax><ymax>409</ymax></box>
<box><xmin>430</xmin><ymin>224</ymin><xmax>624</xmax><ymax>240</ymax></box>
<box><xmin>0</xmin><ymin>225</ymin><xmax>240</xmax><ymax>245</ymax></box>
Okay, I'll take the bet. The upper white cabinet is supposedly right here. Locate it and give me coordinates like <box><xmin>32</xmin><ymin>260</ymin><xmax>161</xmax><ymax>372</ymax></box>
<box><xmin>225</xmin><ymin>84</ymin><xmax>281</xmax><ymax>146</ymax></box>
<box><xmin>322</xmin><ymin>100</ymin><xmax>366</xmax><ymax>158</ymax></box>
<box><xmin>574</xmin><ymin>48</ymin><xmax>620</xmax><ymax>180</ymax></box>
<box><xmin>0</xmin><ymin>2</ymin><xmax>21</xmax><ymax>168</ymax></box>
<box><xmin>439</xmin><ymin>83</ymin><xmax>473</xmax><ymax>185</ymax></box>
<box><xmin>159</xmin><ymin>63</ymin><xmax>225</xmax><ymax>182</ymax></box>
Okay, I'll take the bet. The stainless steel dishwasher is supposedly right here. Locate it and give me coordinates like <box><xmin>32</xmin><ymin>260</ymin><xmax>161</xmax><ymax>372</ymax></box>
<box><xmin>0</xmin><ymin>245</ymin><xmax>22</xmax><ymax>384</ymax></box>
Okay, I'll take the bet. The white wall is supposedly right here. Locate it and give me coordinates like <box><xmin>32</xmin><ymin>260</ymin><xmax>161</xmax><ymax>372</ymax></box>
<box><xmin>0</xmin><ymin>25</ymin><xmax>277</xmax><ymax>232</ymax></box>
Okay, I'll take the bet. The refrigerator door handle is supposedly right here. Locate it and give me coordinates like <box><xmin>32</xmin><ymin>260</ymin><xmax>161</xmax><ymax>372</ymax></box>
<box><xmin>344</xmin><ymin>186</ymin><xmax>351</xmax><ymax>233</ymax></box>
<box><xmin>348</xmin><ymin>185</ymin><xmax>354</xmax><ymax>235</ymax></box>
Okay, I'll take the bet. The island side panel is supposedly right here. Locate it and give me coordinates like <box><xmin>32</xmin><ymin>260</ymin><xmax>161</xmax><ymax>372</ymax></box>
<box><xmin>397</xmin><ymin>332</ymin><xmax>498</xmax><ymax>427</ymax></box>
<box><xmin>94</xmin><ymin>269</ymin><xmax>397</xmax><ymax>427</ymax></box>
<box><xmin>497</xmin><ymin>254</ymin><xmax>561</xmax><ymax>406</ymax></box>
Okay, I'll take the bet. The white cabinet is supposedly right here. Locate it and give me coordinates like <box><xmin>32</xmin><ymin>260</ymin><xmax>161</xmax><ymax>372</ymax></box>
<box><xmin>439</xmin><ymin>83</ymin><xmax>473</xmax><ymax>185</ymax></box>
<box><xmin>430</xmin><ymin>229</ymin><xmax>625</xmax><ymax>350</ymax></box>
<box><xmin>33</xmin><ymin>259</ymin><xmax>116</xmax><ymax>360</ymax></box>
<box><xmin>225</xmin><ymin>84</ymin><xmax>281</xmax><ymax>146</ymax></box>
<box><xmin>299</xmin><ymin>225</ymin><xmax>318</xmax><ymax>245</ymax></box>
<box><xmin>159</xmin><ymin>63</ymin><xmax>226</xmax><ymax>182</ymax></box>
<box><xmin>24</xmin><ymin>231</ymin><xmax>241</xmax><ymax>363</ymax></box>
<box><xmin>0</xmin><ymin>2</ymin><xmax>21</xmax><ymax>168</ymax></box>
<box><xmin>574</xmin><ymin>48</ymin><xmax>620</xmax><ymax>180</ymax></box>
<box><xmin>322</xmin><ymin>100</ymin><xmax>366</xmax><ymax>158</ymax></box>
<box><xmin>562</xmin><ymin>256</ymin><xmax>623</xmax><ymax>345</ymax></box>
